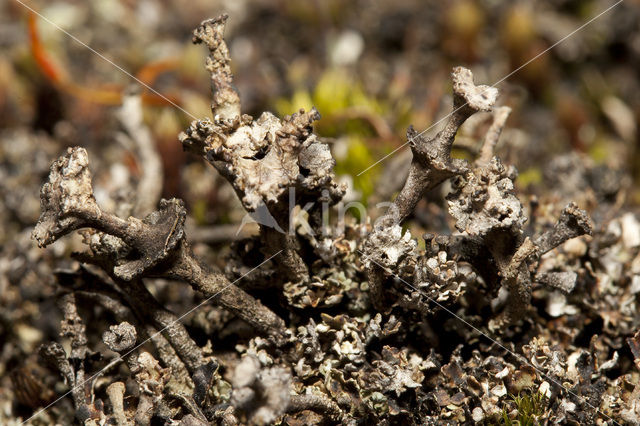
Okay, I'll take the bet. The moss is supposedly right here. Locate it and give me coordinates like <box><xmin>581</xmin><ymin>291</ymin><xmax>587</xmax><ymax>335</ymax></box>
<box><xmin>588</xmin><ymin>137</ymin><xmax>614</xmax><ymax>163</ymax></box>
<box><xmin>516</xmin><ymin>167</ymin><xmax>542</xmax><ymax>188</ymax></box>
<box><xmin>275</xmin><ymin>68</ymin><xmax>409</xmax><ymax>198</ymax></box>
<box><xmin>500</xmin><ymin>391</ymin><xmax>548</xmax><ymax>426</ymax></box>
<box><xmin>191</xmin><ymin>198</ymin><xmax>208</xmax><ymax>225</ymax></box>
<box><xmin>334</xmin><ymin>136</ymin><xmax>376</xmax><ymax>201</ymax></box>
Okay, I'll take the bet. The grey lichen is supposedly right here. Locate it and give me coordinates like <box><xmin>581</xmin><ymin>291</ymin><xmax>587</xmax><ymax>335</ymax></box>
<box><xmin>179</xmin><ymin>15</ymin><xmax>345</xmax><ymax>282</ymax></box>
<box><xmin>364</xmin><ymin>66</ymin><xmax>498</xmax><ymax>311</ymax></box>
<box><xmin>102</xmin><ymin>321</ymin><xmax>137</xmax><ymax>353</ymax></box>
<box><xmin>32</xmin><ymin>147</ymin><xmax>286</xmax><ymax>340</ymax></box>
<box><xmin>26</xmin><ymin>11</ymin><xmax>625</xmax><ymax>426</ymax></box>
<box><xmin>447</xmin><ymin>157</ymin><xmax>525</xmax><ymax>236</ymax></box>
<box><xmin>230</xmin><ymin>355</ymin><xmax>292</xmax><ymax>425</ymax></box>
<box><xmin>364</xmin><ymin>65</ymin><xmax>592</xmax><ymax>327</ymax></box>
<box><xmin>32</xmin><ymin>147</ymin><xmax>101</xmax><ymax>248</ymax></box>
<box><xmin>39</xmin><ymin>293</ymin><xmax>104</xmax><ymax>424</ymax></box>
<box><xmin>415</xmin><ymin>237</ymin><xmax>476</xmax><ymax>307</ymax></box>
<box><xmin>192</xmin><ymin>14</ymin><xmax>241</xmax><ymax>121</ymax></box>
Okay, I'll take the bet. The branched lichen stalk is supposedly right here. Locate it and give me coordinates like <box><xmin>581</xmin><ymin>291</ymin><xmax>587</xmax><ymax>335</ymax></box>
<box><xmin>126</xmin><ymin>279</ymin><xmax>205</xmax><ymax>373</ymax></box>
<box><xmin>388</xmin><ymin>67</ymin><xmax>498</xmax><ymax>224</ymax></box>
<box><xmin>534</xmin><ymin>202</ymin><xmax>593</xmax><ymax>255</ymax></box>
<box><xmin>168</xmin><ymin>250</ymin><xmax>287</xmax><ymax>339</ymax></box>
<box><xmin>39</xmin><ymin>293</ymin><xmax>100</xmax><ymax>421</ymax></box>
<box><xmin>364</xmin><ymin>67</ymin><xmax>497</xmax><ymax>311</ymax></box>
<box><xmin>491</xmin><ymin>203</ymin><xmax>592</xmax><ymax>327</ymax></box>
<box><xmin>33</xmin><ymin>147</ymin><xmax>286</xmax><ymax>340</ymax></box>
<box><xmin>60</xmin><ymin>268</ymin><xmax>194</xmax><ymax>386</ymax></box>
<box><xmin>180</xmin><ymin>16</ymin><xmax>345</xmax><ymax>284</ymax></box>
<box><xmin>75</xmin><ymin>288</ymin><xmax>192</xmax><ymax>385</ymax></box>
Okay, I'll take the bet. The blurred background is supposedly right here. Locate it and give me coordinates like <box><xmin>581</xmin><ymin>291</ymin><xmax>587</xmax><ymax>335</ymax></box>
<box><xmin>1</xmin><ymin>0</ymin><xmax>639</xmax><ymax>230</ymax></box>
<box><xmin>0</xmin><ymin>0</ymin><xmax>639</xmax><ymax>240</ymax></box>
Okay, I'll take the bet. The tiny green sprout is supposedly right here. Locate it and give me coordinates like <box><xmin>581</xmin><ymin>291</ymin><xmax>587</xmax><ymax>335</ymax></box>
<box><xmin>500</xmin><ymin>391</ymin><xmax>549</xmax><ymax>426</ymax></box>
